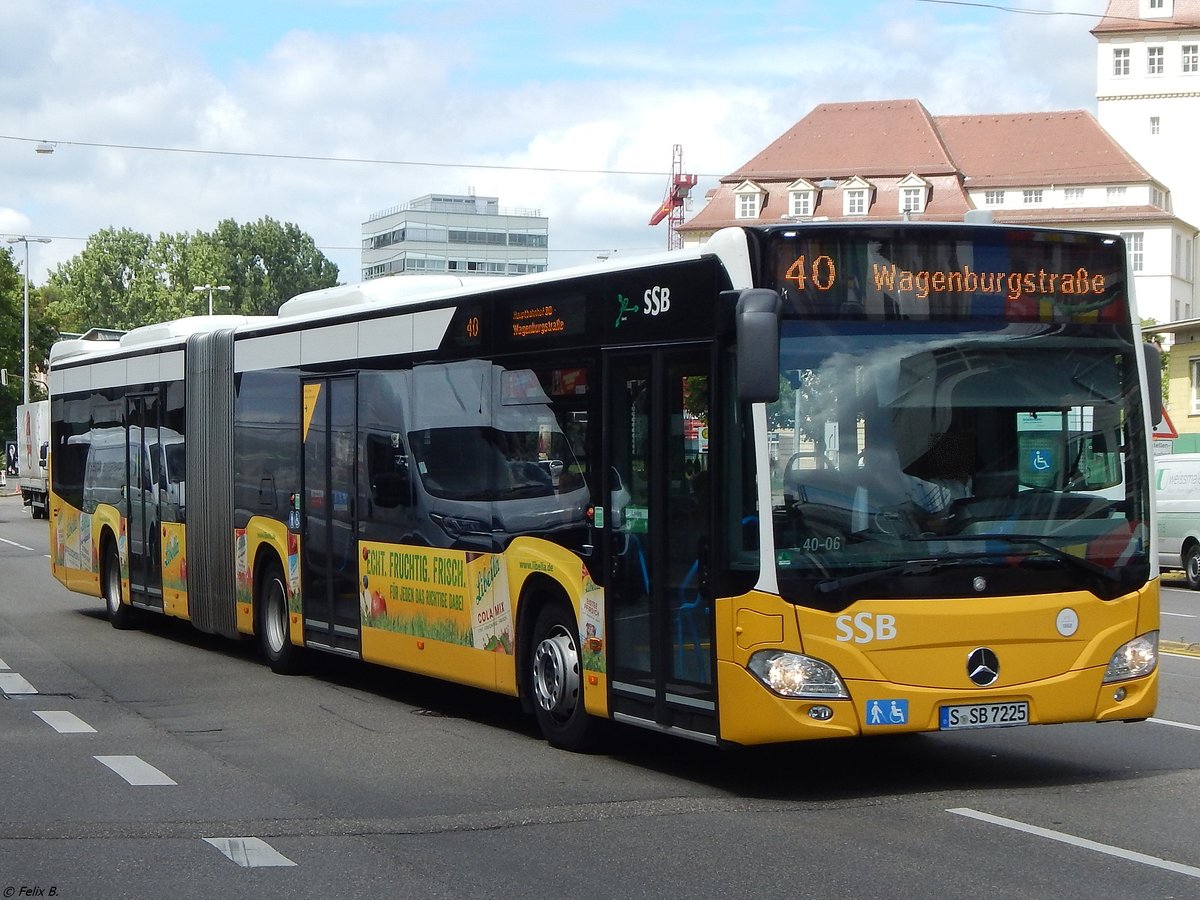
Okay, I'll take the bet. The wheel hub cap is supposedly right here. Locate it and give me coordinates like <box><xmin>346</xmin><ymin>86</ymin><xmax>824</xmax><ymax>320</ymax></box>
<box><xmin>532</xmin><ymin>628</ymin><xmax>579</xmax><ymax>717</ymax></box>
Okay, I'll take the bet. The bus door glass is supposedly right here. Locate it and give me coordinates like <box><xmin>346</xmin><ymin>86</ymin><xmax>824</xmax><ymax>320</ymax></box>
<box><xmin>126</xmin><ymin>392</ymin><xmax>163</xmax><ymax>607</ymax></box>
<box><xmin>301</xmin><ymin>375</ymin><xmax>362</xmax><ymax>657</ymax></box>
<box><xmin>606</xmin><ymin>347</ymin><xmax>716</xmax><ymax>733</ymax></box>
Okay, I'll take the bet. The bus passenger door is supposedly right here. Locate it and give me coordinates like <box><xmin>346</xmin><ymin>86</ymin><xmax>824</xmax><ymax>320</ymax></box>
<box><xmin>606</xmin><ymin>347</ymin><xmax>716</xmax><ymax>740</ymax></box>
<box><xmin>126</xmin><ymin>393</ymin><xmax>163</xmax><ymax>610</ymax></box>
<box><xmin>301</xmin><ymin>375</ymin><xmax>363</xmax><ymax>658</ymax></box>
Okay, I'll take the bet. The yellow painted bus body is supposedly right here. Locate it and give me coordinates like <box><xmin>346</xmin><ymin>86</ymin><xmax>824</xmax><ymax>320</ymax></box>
<box><xmin>716</xmin><ymin>584</ymin><xmax>1158</xmax><ymax>745</ymax></box>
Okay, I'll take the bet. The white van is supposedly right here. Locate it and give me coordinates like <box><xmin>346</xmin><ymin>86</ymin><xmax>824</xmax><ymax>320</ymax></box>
<box><xmin>1155</xmin><ymin>452</ymin><xmax>1200</xmax><ymax>588</ymax></box>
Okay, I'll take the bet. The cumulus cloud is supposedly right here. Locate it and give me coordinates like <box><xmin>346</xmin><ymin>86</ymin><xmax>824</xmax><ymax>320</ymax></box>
<box><xmin>0</xmin><ymin>0</ymin><xmax>1107</xmax><ymax>282</ymax></box>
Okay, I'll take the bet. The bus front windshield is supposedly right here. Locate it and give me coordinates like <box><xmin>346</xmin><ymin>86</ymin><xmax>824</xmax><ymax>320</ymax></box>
<box><xmin>769</xmin><ymin>322</ymin><xmax>1151</xmax><ymax>609</ymax></box>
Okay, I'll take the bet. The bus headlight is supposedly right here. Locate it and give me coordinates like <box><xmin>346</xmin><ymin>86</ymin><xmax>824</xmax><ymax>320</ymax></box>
<box><xmin>747</xmin><ymin>650</ymin><xmax>849</xmax><ymax>699</ymax></box>
<box><xmin>1103</xmin><ymin>631</ymin><xmax>1158</xmax><ymax>683</ymax></box>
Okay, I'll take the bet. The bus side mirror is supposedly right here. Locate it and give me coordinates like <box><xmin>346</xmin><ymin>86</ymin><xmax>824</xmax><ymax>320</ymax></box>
<box><xmin>735</xmin><ymin>289</ymin><xmax>782</xmax><ymax>403</ymax></box>
<box><xmin>1143</xmin><ymin>342</ymin><xmax>1163</xmax><ymax>425</ymax></box>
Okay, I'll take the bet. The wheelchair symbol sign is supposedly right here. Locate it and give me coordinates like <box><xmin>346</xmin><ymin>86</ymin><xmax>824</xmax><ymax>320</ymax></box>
<box><xmin>1029</xmin><ymin>448</ymin><xmax>1054</xmax><ymax>472</ymax></box>
<box><xmin>867</xmin><ymin>699</ymin><xmax>909</xmax><ymax>726</ymax></box>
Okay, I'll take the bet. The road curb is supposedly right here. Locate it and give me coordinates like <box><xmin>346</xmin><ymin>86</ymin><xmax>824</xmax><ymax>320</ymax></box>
<box><xmin>1161</xmin><ymin>640</ymin><xmax>1200</xmax><ymax>658</ymax></box>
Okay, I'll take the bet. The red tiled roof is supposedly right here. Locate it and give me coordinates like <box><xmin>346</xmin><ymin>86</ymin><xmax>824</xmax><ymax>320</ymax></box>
<box><xmin>728</xmin><ymin>99</ymin><xmax>957</xmax><ymax>182</ymax></box>
<box><xmin>686</xmin><ymin>174</ymin><xmax>971</xmax><ymax>233</ymax></box>
<box><xmin>986</xmin><ymin>205</ymin><xmax>1175</xmax><ymax>225</ymax></box>
<box><xmin>1092</xmin><ymin>0</ymin><xmax>1200</xmax><ymax>34</ymax></box>
<box><xmin>680</xmin><ymin>99</ymin><xmax>1162</xmax><ymax>234</ymax></box>
<box><xmin>934</xmin><ymin>110</ymin><xmax>1151</xmax><ymax>187</ymax></box>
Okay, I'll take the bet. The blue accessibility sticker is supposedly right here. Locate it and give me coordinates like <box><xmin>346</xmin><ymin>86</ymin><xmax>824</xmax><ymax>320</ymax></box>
<box><xmin>866</xmin><ymin>699</ymin><xmax>909</xmax><ymax>726</ymax></box>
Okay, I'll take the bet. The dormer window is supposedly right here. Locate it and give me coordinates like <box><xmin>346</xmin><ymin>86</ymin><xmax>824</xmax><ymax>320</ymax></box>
<box><xmin>733</xmin><ymin>181</ymin><xmax>766</xmax><ymax>219</ymax></box>
<box><xmin>841</xmin><ymin>176</ymin><xmax>873</xmax><ymax>216</ymax></box>
<box><xmin>897</xmin><ymin>173</ymin><xmax>929</xmax><ymax>215</ymax></box>
<box><xmin>786</xmin><ymin>179</ymin><xmax>817</xmax><ymax>218</ymax></box>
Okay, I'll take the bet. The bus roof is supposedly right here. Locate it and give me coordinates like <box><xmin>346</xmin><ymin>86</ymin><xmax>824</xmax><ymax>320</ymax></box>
<box><xmin>48</xmin><ymin>227</ymin><xmax>756</xmax><ymax>368</ymax></box>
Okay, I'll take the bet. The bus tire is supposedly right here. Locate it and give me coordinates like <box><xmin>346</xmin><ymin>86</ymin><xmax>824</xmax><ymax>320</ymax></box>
<box><xmin>102</xmin><ymin>538</ymin><xmax>135</xmax><ymax>630</ymax></box>
<box><xmin>259</xmin><ymin>559</ymin><xmax>304</xmax><ymax>675</ymax></box>
<box><xmin>528</xmin><ymin>602</ymin><xmax>597</xmax><ymax>751</ymax></box>
<box><xmin>1186</xmin><ymin>544</ymin><xmax>1200</xmax><ymax>591</ymax></box>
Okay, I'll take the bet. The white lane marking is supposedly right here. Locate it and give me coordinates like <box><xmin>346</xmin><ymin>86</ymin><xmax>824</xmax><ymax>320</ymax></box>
<box><xmin>0</xmin><ymin>656</ymin><xmax>8</xmax><ymax>669</ymax></box>
<box><xmin>34</xmin><ymin>710</ymin><xmax>97</xmax><ymax>733</ymax></box>
<box><xmin>948</xmin><ymin>808</ymin><xmax>1200</xmax><ymax>880</ymax></box>
<box><xmin>0</xmin><ymin>536</ymin><xmax>37</xmax><ymax>552</ymax></box>
<box><xmin>204</xmin><ymin>837</ymin><xmax>297</xmax><ymax>868</ymax></box>
<box><xmin>1149</xmin><ymin>717</ymin><xmax>1200</xmax><ymax>732</ymax></box>
<box><xmin>0</xmin><ymin>672</ymin><xmax>38</xmax><ymax>694</ymax></box>
<box><xmin>1162</xmin><ymin>611</ymin><xmax>1198</xmax><ymax>618</ymax></box>
<box><xmin>0</xmin><ymin>537</ymin><xmax>37</xmax><ymax>552</ymax></box>
<box><xmin>94</xmin><ymin>755</ymin><xmax>177</xmax><ymax>786</ymax></box>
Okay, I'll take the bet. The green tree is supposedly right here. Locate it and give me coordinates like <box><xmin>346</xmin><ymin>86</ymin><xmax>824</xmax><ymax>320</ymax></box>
<box><xmin>0</xmin><ymin>247</ymin><xmax>23</xmax><ymax>439</ymax></box>
<box><xmin>46</xmin><ymin>219</ymin><xmax>339</xmax><ymax>332</ymax></box>
<box><xmin>0</xmin><ymin>247</ymin><xmax>59</xmax><ymax>439</ymax></box>
<box><xmin>207</xmin><ymin>217</ymin><xmax>339</xmax><ymax>316</ymax></box>
<box><xmin>47</xmin><ymin>227</ymin><xmax>160</xmax><ymax>332</ymax></box>
<box><xmin>767</xmin><ymin>376</ymin><xmax>796</xmax><ymax>430</ymax></box>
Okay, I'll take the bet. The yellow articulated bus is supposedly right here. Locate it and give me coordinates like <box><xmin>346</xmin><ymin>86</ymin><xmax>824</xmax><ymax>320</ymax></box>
<box><xmin>47</xmin><ymin>222</ymin><xmax>1161</xmax><ymax>750</ymax></box>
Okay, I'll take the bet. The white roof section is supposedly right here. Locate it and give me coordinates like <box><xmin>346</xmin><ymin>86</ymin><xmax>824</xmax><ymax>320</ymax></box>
<box><xmin>278</xmin><ymin>275</ymin><xmax>504</xmax><ymax>319</ymax></box>
<box><xmin>49</xmin><ymin>228</ymin><xmax>756</xmax><ymax>369</ymax></box>
<box><xmin>49</xmin><ymin>315</ymin><xmax>268</xmax><ymax>366</ymax></box>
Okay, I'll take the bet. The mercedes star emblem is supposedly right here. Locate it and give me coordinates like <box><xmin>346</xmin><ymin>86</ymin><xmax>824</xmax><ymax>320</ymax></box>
<box><xmin>967</xmin><ymin>647</ymin><xmax>1000</xmax><ymax>686</ymax></box>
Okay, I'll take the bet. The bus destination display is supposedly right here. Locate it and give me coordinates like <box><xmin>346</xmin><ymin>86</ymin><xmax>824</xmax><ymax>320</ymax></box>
<box><xmin>770</xmin><ymin>232</ymin><xmax>1127</xmax><ymax>322</ymax></box>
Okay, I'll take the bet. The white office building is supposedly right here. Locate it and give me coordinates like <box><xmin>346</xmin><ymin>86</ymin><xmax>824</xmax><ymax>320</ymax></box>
<box><xmin>361</xmin><ymin>193</ymin><xmax>548</xmax><ymax>281</ymax></box>
<box><xmin>1094</xmin><ymin>0</ymin><xmax>1200</xmax><ymax>322</ymax></box>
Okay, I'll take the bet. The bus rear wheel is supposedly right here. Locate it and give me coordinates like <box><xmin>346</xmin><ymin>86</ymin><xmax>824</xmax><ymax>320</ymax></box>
<box><xmin>102</xmin><ymin>539</ymin><xmax>134</xmax><ymax>630</ymax></box>
<box><xmin>529</xmin><ymin>603</ymin><xmax>597</xmax><ymax>751</ymax></box>
<box><xmin>259</xmin><ymin>560</ymin><xmax>304</xmax><ymax>675</ymax></box>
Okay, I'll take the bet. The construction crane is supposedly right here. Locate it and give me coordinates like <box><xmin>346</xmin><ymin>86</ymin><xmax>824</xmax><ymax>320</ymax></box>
<box><xmin>648</xmin><ymin>144</ymin><xmax>697</xmax><ymax>251</ymax></box>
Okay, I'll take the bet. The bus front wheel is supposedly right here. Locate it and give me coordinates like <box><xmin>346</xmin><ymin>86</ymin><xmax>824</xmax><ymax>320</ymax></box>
<box><xmin>259</xmin><ymin>560</ymin><xmax>304</xmax><ymax>675</ymax></box>
<box><xmin>102</xmin><ymin>539</ymin><xmax>134</xmax><ymax>630</ymax></box>
<box><xmin>529</xmin><ymin>603</ymin><xmax>596</xmax><ymax>751</ymax></box>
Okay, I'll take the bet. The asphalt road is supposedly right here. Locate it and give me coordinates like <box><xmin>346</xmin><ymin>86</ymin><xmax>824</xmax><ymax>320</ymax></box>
<box><xmin>2</xmin><ymin>492</ymin><xmax>1198</xmax><ymax>900</ymax></box>
<box><xmin>1161</xmin><ymin>575</ymin><xmax>1200</xmax><ymax>650</ymax></box>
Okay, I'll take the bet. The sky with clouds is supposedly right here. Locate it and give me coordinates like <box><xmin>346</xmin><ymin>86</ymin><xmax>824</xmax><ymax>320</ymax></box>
<box><xmin>1</xmin><ymin>0</ymin><xmax>1109</xmax><ymax>285</ymax></box>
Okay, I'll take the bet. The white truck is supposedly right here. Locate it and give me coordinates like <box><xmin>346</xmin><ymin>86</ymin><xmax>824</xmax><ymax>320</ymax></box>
<box><xmin>16</xmin><ymin>400</ymin><xmax>51</xmax><ymax>518</ymax></box>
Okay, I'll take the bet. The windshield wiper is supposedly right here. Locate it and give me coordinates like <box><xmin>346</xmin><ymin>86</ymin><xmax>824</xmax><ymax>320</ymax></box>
<box><xmin>933</xmin><ymin>534</ymin><xmax>1112</xmax><ymax>578</ymax></box>
<box><xmin>812</xmin><ymin>535</ymin><xmax>1115</xmax><ymax>596</ymax></box>
<box><xmin>815</xmin><ymin>558</ymin><xmax>940</xmax><ymax>594</ymax></box>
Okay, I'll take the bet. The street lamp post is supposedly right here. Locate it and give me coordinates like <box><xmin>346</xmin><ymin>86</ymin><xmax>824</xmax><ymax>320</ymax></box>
<box><xmin>193</xmin><ymin>283</ymin><xmax>231</xmax><ymax>316</ymax></box>
<box><xmin>6</xmin><ymin>235</ymin><xmax>52</xmax><ymax>405</ymax></box>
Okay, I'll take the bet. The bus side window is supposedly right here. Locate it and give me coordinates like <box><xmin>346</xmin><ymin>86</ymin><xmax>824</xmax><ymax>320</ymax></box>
<box><xmin>367</xmin><ymin>432</ymin><xmax>411</xmax><ymax>508</ymax></box>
